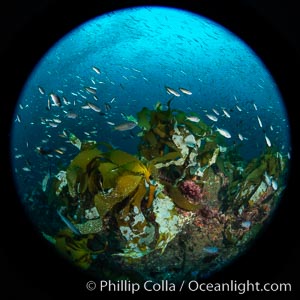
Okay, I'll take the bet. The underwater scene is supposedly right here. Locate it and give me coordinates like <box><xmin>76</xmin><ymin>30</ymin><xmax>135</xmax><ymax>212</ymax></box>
<box><xmin>10</xmin><ymin>6</ymin><xmax>291</xmax><ymax>283</ymax></box>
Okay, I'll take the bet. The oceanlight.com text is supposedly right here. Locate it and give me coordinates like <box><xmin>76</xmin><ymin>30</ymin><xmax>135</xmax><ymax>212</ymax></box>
<box><xmin>187</xmin><ymin>280</ymin><xmax>292</xmax><ymax>294</ymax></box>
<box><xmin>86</xmin><ymin>279</ymin><xmax>292</xmax><ymax>294</ymax></box>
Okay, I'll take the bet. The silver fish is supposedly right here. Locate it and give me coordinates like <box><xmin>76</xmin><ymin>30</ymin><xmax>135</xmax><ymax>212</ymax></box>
<box><xmin>42</xmin><ymin>172</ymin><xmax>50</xmax><ymax>192</ymax></box>
<box><xmin>65</xmin><ymin>112</ymin><xmax>78</xmax><ymax>119</ymax></box>
<box><xmin>236</xmin><ymin>105</ymin><xmax>242</xmax><ymax>112</ymax></box>
<box><xmin>92</xmin><ymin>66</ymin><xmax>101</xmax><ymax>74</ymax></box>
<box><xmin>212</xmin><ymin>108</ymin><xmax>220</xmax><ymax>116</ymax></box>
<box><xmin>271</xmin><ymin>179</ymin><xmax>278</xmax><ymax>191</ymax></box>
<box><xmin>15</xmin><ymin>114</ymin><xmax>21</xmax><ymax>123</ymax></box>
<box><xmin>265</xmin><ymin>134</ymin><xmax>271</xmax><ymax>147</ymax></box>
<box><xmin>165</xmin><ymin>86</ymin><xmax>180</xmax><ymax>97</ymax></box>
<box><xmin>206</xmin><ymin>114</ymin><xmax>218</xmax><ymax>122</ymax></box>
<box><xmin>222</xmin><ymin>109</ymin><xmax>231</xmax><ymax>118</ymax></box>
<box><xmin>186</xmin><ymin>116</ymin><xmax>200</xmax><ymax>123</ymax></box>
<box><xmin>216</xmin><ymin>127</ymin><xmax>231</xmax><ymax>138</ymax></box>
<box><xmin>253</xmin><ymin>103</ymin><xmax>258</xmax><ymax>111</ymax></box>
<box><xmin>264</xmin><ymin>171</ymin><xmax>272</xmax><ymax>186</ymax></box>
<box><xmin>57</xmin><ymin>208</ymin><xmax>81</xmax><ymax>235</ymax></box>
<box><xmin>84</xmin><ymin>86</ymin><xmax>97</xmax><ymax>95</ymax></box>
<box><xmin>62</xmin><ymin>96</ymin><xmax>70</xmax><ymax>105</ymax></box>
<box><xmin>114</xmin><ymin>121</ymin><xmax>137</xmax><ymax>131</ymax></box>
<box><xmin>179</xmin><ymin>87</ymin><xmax>192</xmax><ymax>95</ymax></box>
<box><xmin>54</xmin><ymin>149</ymin><xmax>64</xmax><ymax>155</ymax></box>
<box><xmin>49</xmin><ymin>93</ymin><xmax>61</xmax><ymax>107</ymax></box>
<box><xmin>87</xmin><ymin>102</ymin><xmax>101</xmax><ymax>112</ymax></box>
<box><xmin>22</xmin><ymin>167</ymin><xmax>31</xmax><ymax>172</ymax></box>
<box><xmin>47</xmin><ymin>98</ymin><xmax>51</xmax><ymax>110</ymax></box>
<box><xmin>257</xmin><ymin>116</ymin><xmax>263</xmax><ymax>128</ymax></box>
<box><xmin>48</xmin><ymin>122</ymin><xmax>58</xmax><ymax>128</ymax></box>
<box><xmin>38</xmin><ymin>86</ymin><xmax>45</xmax><ymax>95</ymax></box>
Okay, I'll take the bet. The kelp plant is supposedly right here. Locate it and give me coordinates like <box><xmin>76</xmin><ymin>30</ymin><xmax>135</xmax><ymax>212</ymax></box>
<box><xmin>45</xmin><ymin>99</ymin><xmax>288</xmax><ymax>276</ymax></box>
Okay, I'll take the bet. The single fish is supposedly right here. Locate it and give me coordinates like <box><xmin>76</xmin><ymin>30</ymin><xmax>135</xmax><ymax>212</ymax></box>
<box><xmin>57</xmin><ymin>208</ymin><xmax>81</xmax><ymax>235</ymax></box>
<box><xmin>238</xmin><ymin>133</ymin><xmax>244</xmax><ymax>141</ymax></box>
<box><xmin>179</xmin><ymin>87</ymin><xmax>192</xmax><ymax>95</ymax></box>
<box><xmin>264</xmin><ymin>171</ymin><xmax>272</xmax><ymax>186</ymax></box>
<box><xmin>132</xmin><ymin>67</ymin><xmax>141</xmax><ymax>73</ymax></box>
<box><xmin>265</xmin><ymin>134</ymin><xmax>271</xmax><ymax>147</ymax></box>
<box><xmin>38</xmin><ymin>86</ymin><xmax>45</xmax><ymax>95</ymax></box>
<box><xmin>114</xmin><ymin>121</ymin><xmax>137</xmax><ymax>131</ymax></box>
<box><xmin>48</xmin><ymin>122</ymin><xmax>58</xmax><ymax>128</ymax></box>
<box><xmin>92</xmin><ymin>66</ymin><xmax>101</xmax><ymax>74</ymax></box>
<box><xmin>257</xmin><ymin>116</ymin><xmax>263</xmax><ymax>128</ymax></box>
<box><xmin>49</xmin><ymin>93</ymin><xmax>61</xmax><ymax>107</ymax></box>
<box><xmin>65</xmin><ymin>112</ymin><xmax>78</xmax><ymax>119</ymax></box>
<box><xmin>84</xmin><ymin>86</ymin><xmax>97</xmax><ymax>95</ymax></box>
<box><xmin>62</xmin><ymin>96</ymin><xmax>70</xmax><ymax>105</ymax></box>
<box><xmin>271</xmin><ymin>179</ymin><xmax>278</xmax><ymax>191</ymax></box>
<box><xmin>165</xmin><ymin>86</ymin><xmax>180</xmax><ymax>97</ymax></box>
<box><xmin>42</xmin><ymin>172</ymin><xmax>50</xmax><ymax>192</ymax></box>
<box><xmin>206</xmin><ymin>114</ymin><xmax>218</xmax><ymax>122</ymax></box>
<box><xmin>15</xmin><ymin>114</ymin><xmax>21</xmax><ymax>123</ymax></box>
<box><xmin>186</xmin><ymin>116</ymin><xmax>200</xmax><ymax>123</ymax></box>
<box><xmin>253</xmin><ymin>103</ymin><xmax>258</xmax><ymax>111</ymax></box>
<box><xmin>212</xmin><ymin>108</ymin><xmax>220</xmax><ymax>116</ymax></box>
<box><xmin>80</xmin><ymin>94</ymin><xmax>87</xmax><ymax>100</ymax></box>
<box><xmin>216</xmin><ymin>127</ymin><xmax>231</xmax><ymax>138</ymax></box>
<box><xmin>53</xmin><ymin>118</ymin><xmax>62</xmax><ymax>123</ymax></box>
<box><xmin>104</xmin><ymin>102</ymin><xmax>111</xmax><ymax>111</ymax></box>
<box><xmin>54</xmin><ymin>149</ymin><xmax>64</xmax><ymax>155</ymax></box>
<box><xmin>222</xmin><ymin>109</ymin><xmax>231</xmax><ymax>118</ymax></box>
<box><xmin>87</xmin><ymin>102</ymin><xmax>101</xmax><ymax>112</ymax></box>
<box><xmin>22</xmin><ymin>167</ymin><xmax>31</xmax><ymax>172</ymax></box>
<box><xmin>236</xmin><ymin>105</ymin><xmax>242</xmax><ymax>112</ymax></box>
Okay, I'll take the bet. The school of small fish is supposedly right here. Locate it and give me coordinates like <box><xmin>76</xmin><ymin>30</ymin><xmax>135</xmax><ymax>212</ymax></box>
<box><xmin>13</xmin><ymin>58</ymin><xmax>289</xmax><ymax>182</ymax></box>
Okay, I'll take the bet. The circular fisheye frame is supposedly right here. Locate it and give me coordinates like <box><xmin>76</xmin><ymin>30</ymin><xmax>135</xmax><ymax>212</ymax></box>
<box><xmin>10</xmin><ymin>6</ymin><xmax>291</xmax><ymax>283</ymax></box>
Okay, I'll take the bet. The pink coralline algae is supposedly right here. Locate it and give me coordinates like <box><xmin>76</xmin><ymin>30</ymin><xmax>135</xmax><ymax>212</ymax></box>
<box><xmin>179</xmin><ymin>180</ymin><xmax>205</xmax><ymax>204</ymax></box>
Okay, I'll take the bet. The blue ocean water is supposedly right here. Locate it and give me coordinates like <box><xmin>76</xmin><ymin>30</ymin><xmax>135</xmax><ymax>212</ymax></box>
<box><xmin>10</xmin><ymin>6</ymin><xmax>290</xmax><ymax>197</ymax></box>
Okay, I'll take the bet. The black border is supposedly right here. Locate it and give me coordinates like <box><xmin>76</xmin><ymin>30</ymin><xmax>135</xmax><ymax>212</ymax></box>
<box><xmin>1</xmin><ymin>0</ymin><xmax>299</xmax><ymax>298</ymax></box>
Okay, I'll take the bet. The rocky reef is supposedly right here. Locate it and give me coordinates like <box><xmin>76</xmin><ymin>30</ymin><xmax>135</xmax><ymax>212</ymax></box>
<box><xmin>27</xmin><ymin>99</ymin><xmax>289</xmax><ymax>283</ymax></box>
